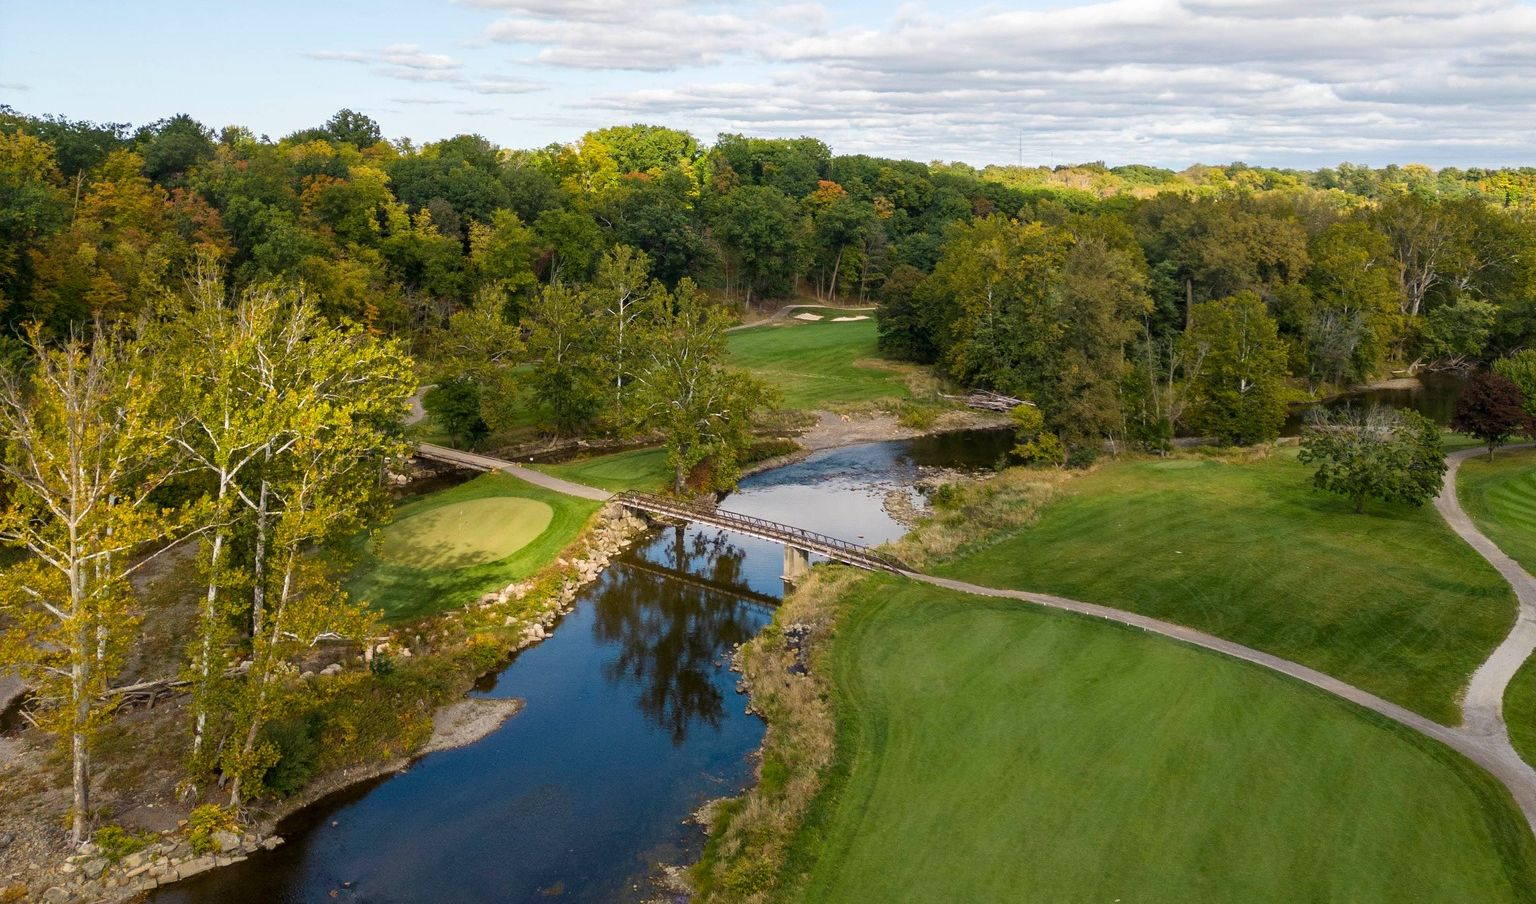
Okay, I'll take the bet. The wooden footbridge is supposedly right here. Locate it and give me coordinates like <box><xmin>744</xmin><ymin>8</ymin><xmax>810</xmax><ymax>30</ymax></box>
<box><xmin>411</xmin><ymin>441</ymin><xmax>907</xmax><ymax>581</ymax></box>
<box><xmin>614</xmin><ymin>492</ymin><xmax>908</xmax><ymax>581</ymax></box>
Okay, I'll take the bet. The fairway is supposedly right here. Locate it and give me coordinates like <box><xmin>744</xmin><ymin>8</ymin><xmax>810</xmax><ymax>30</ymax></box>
<box><xmin>377</xmin><ymin>497</ymin><xmax>552</xmax><ymax>569</ymax></box>
<box><xmin>348</xmin><ymin>473</ymin><xmax>601</xmax><ymax>622</ymax></box>
<box><xmin>727</xmin><ymin>312</ymin><xmax>910</xmax><ymax>410</ymax></box>
<box><xmin>935</xmin><ymin>450</ymin><xmax>1514</xmax><ymax>723</ymax></box>
<box><xmin>1460</xmin><ymin>447</ymin><xmax>1536</xmax><ymax>577</ymax></box>
<box><xmin>788</xmin><ymin>578</ymin><xmax>1536</xmax><ymax>904</ymax></box>
<box><xmin>531</xmin><ymin>446</ymin><xmax>672</xmax><ymax>493</ymax></box>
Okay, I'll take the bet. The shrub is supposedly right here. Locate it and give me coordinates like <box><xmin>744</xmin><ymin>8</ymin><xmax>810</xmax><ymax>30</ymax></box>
<box><xmin>896</xmin><ymin>402</ymin><xmax>939</xmax><ymax>430</ymax></box>
<box><xmin>93</xmin><ymin>824</ymin><xmax>154</xmax><ymax>863</ymax></box>
<box><xmin>186</xmin><ymin>804</ymin><xmax>237</xmax><ymax>855</ymax></box>
<box><xmin>261</xmin><ymin>715</ymin><xmax>322</xmax><ymax>797</ymax></box>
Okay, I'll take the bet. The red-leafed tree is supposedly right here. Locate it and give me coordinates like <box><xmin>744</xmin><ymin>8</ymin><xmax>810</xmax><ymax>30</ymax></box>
<box><xmin>1451</xmin><ymin>370</ymin><xmax>1534</xmax><ymax>460</ymax></box>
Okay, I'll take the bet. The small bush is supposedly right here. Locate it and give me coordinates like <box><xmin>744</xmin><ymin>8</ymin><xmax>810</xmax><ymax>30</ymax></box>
<box><xmin>186</xmin><ymin>804</ymin><xmax>237</xmax><ymax>855</ymax></box>
<box><xmin>369</xmin><ymin>651</ymin><xmax>396</xmax><ymax>677</ymax></box>
<box><xmin>94</xmin><ymin>824</ymin><xmax>154</xmax><ymax>863</ymax></box>
<box><xmin>896</xmin><ymin>402</ymin><xmax>939</xmax><ymax>430</ymax></box>
<box><xmin>927</xmin><ymin>482</ymin><xmax>962</xmax><ymax>509</ymax></box>
<box><xmin>261</xmin><ymin>715</ymin><xmax>322</xmax><ymax>797</ymax></box>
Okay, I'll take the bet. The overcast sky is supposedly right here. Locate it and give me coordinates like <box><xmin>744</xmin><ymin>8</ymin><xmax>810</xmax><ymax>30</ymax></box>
<box><xmin>3</xmin><ymin>0</ymin><xmax>1534</xmax><ymax>169</ymax></box>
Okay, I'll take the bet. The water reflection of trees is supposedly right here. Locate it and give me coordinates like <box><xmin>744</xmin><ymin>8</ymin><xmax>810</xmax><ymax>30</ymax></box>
<box><xmin>591</xmin><ymin>526</ymin><xmax>768</xmax><ymax>744</ymax></box>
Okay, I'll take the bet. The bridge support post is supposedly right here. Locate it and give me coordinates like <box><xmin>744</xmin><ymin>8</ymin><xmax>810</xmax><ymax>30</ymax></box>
<box><xmin>783</xmin><ymin>545</ymin><xmax>810</xmax><ymax>583</ymax></box>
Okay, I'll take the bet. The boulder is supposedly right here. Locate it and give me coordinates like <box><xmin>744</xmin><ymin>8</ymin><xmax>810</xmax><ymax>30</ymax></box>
<box><xmin>319</xmin><ymin>663</ymin><xmax>343</xmax><ymax>677</ymax></box>
<box><xmin>81</xmin><ymin>858</ymin><xmax>107</xmax><ymax>881</ymax></box>
<box><xmin>41</xmin><ymin>887</ymin><xmax>70</xmax><ymax>904</ymax></box>
<box><xmin>213</xmin><ymin>830</ymin><xmax>241</xmax><ymax>853</ymax></box>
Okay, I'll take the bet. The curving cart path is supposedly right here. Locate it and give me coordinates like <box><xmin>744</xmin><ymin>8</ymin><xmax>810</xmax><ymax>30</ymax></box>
<box><xmin>905</xmin><ymin>445</ymin><xmax>1536</xmax><ymax>833</ymax></box>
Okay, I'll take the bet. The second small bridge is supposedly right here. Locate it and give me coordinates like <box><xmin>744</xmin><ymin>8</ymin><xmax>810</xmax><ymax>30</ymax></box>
<box><xmin>614</xmin><ymin>491</ymin><xmax>909</xmax><ymax>581</ymax></box>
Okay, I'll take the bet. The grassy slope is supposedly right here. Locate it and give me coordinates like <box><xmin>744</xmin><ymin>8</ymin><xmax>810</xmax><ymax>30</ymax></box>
<box><xmin>935</xmin><ymin>450</ymin><xmax>1513</xmax><ymax>724</ymax></box>
<box><xmin>347</xmin><ymin>472</ymin><xmax>600</xmax><ymax>622</ymax></box>
<box><xmin>788</xmin><ymin>578</ymin><xmax>1536</xmax><ymax>904</ymax></box>
<box><xmin>1510</xmin><ymin>658</ymin><xmax>1536</xmax><ymax>770</ymax></box>
<box><xmin>727</xmin><ymin>315</ymin><xmax>910</xmax><ymax>410</ymax></box>
<box><xmin>1460</xmin><ymin>446</ymin><xmax>1536</xmax><ymax>576</ymax></box>
<box><xmin>532</xmin><ymin>447</ymin><xmax>673</xmax><ymax>493</ymax></box>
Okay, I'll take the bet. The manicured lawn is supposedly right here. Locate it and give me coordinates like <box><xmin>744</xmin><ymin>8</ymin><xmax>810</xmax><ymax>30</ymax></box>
<box><xmin>727</xmin><ymin>313</ymin><xmax>910</xmax><ymax>410</ymax></box>
<box><xmin>935</xmin><ymin>450</ymin><xmax>1514</xmax><ymax>724</ymax></box>
<box><xmin>788</xmin><ymin>578</ymin><xmax>1536</xmax><ymax>904</ymax></box>
<box><xmin>1507</xmin><ymin>656</ymin><xmax>1536</xmax><ymax>770</ymax></box>
<box><xmin>531</xmin><ymin>446</ymin><xmax>673</xmax><ymax>493</ymax></box>
<box><xmin>347</xmin><ymin>473</ymin><xmax>600</xmax><ymax>622</ymax></box>
<box><xmin>1459</xmin><ymin>446</ymin><xmax>1536</xmax><ymax>576</ymax></box>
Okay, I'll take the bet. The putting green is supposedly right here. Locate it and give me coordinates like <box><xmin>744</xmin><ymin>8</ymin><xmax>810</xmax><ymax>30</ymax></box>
<box><xmin>378</xmin><ymin>497</ymin><xmax>553</xmax><ymax>570</ymax></box>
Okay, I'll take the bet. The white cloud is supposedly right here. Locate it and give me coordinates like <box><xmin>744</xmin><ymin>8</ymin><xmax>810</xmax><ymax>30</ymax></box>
<box><xmin>481</xmin><ymin>1</ymin><xmax>819</xmax><ymax>71</ymax></box>
<box><xmin>463</xmin><ymin>77</ymin><xmax>545</xmax><ymax>95</ymax></box>
<box><xmin>566</xmin><ymin>0</ymin><xmax>1536</xmax><ymax>165</ymax></box>
<box><xmin>307</xmin><ymin>44</ymin><xmax>464</xmax><ymax>83</ymax></box>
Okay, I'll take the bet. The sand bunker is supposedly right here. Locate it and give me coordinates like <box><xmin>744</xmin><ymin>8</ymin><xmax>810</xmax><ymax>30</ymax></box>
<box><xmin>794</xmin><ymin>312</ymin><xmax>825</xmax><ymax>321</ymax></box>
<box><xmin>831</xmin><ymin>315</ymin><xmax>870</xmax><ymax>322</ymax></box>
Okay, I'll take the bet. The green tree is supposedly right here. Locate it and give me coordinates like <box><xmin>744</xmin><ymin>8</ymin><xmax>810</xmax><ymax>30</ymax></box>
<box><xmin>1493</xmin><ymin>350</ymin><xmax>1536</xmax><ymax>421</ymax></box>
<box><xmin>135</xmin><ymin>113</ymin><xmax>215</xmax><ymax>186</ymax></box>
<box><xmin>224</xmin><ymin>328</ymin><xmax>409</xmax><ymax>806</ymax></box>
<box><xmin>711</xmin><ymin>184</ymin><xmax>802</xmax><ymax>304</ymax></box>
<box><xmin>636</xmin><ymin>280</ymin><xmax>773</xmax><ymax>492</ymax></box>
<box><xmin>0</xmin><ymin>328</ymin><xmax>185</xmax><ymax>844</ymax></box>
<box><xmin>1298</xmin><ymin>407</ymin><xmax>1446</xmax><ymax>513</ymax></box>
<box><xmin>533</xmin><ymin>208</ymin><xmax>605</xmax><ymax>284</ymax></box>
<box><xmin>1302</xmin><ymin>220</ymin><xmax>1403</xmax><ymax>385</ymax></box>
<box><xmin>437</xmin><ymin>289</ymin><xmax>524</xmax><ymax>433</ymax></box>
<box><xmin>423</xmin><ymin>378</ymin><xmax>488</xmax><ymax>447</ymax></box>
<box><xmin>1183</xmin><ymin>292</ymin><xmax>1290</xmax><ymax>445</ymax></box>
<box><xmin>591</xmin><ymin>245</ymin><xmax>660</xmax><ymax>429</ymax></box>
<box><xmin>1421</xmin><ymin>298</ymin><xmax>1497</xmax><ymax>363</ymax></box>
<box><xmin>523</xmin><ymin>283</ymin><xmax>608</xmax><ymax>434</ymax></box>
<box><xmin>1009</xmin><ymin>403</ymin><xmax>1063</xmax><ymax>465</ymax></box>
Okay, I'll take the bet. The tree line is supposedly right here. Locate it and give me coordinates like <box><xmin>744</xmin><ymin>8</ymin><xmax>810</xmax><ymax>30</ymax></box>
<box><xmin>5</xmin><ymin>105</ymin><xmax>1535</xmax><ymax>459</ymax></box>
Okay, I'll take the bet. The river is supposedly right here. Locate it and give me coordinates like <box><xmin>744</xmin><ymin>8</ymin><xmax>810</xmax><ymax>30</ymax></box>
<box><xmin>148</xmin><ymin>429</ymin><xmax>1013</xmax><ymax>904</ymax></box>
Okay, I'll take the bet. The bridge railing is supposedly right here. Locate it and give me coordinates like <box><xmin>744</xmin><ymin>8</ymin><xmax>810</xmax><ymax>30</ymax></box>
<box><xmin>615</xmin><ymin>492</ymin><xmax>908</xmax><ymax>574</ymax></box>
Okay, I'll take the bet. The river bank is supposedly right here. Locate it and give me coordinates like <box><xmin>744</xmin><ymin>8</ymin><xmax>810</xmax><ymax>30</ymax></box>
<box><xmin>0</xmin><ymin>490</ymin><xmax>648</xmax><ymax>904</ymax></box>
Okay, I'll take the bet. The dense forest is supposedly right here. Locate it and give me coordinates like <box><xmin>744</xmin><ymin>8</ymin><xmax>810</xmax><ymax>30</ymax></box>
<box><xmin>4</xmin><ymin>105</ymin><xmax>1536</xmax><ymax>459</ymax></box>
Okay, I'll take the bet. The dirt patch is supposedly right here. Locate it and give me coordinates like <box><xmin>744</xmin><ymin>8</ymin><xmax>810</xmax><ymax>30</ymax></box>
<box><xmin>798</xmin><ymin>408</ymin><xmax>1008</xmax><ymax>451</ymax></box>
<box><xmin>419</xmin><ymin>698</ymin><xmax>524</xmax><ymax>755</ymax></box>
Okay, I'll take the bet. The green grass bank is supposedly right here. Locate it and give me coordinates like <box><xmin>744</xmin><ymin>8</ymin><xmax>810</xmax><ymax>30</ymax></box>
<box><xmin>778</xmin><ymin>578</ymin><xmax>1536</xmax><ymax>904</ymax></box>
<box><xmin>932</xmin><ymin>450</ymin><xmax>1513</xmax><ymax>724</ymax></box>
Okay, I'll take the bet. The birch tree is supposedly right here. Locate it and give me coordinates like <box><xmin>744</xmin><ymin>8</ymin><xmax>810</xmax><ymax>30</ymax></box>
<box><xmin>224</xmin><ymin>331</ymin><xmax>410</xmax><ymax>806</ymax></box>
<box><xmin>151</xmin><ymin>273</ymin><xmax>291</xmax><ymax>770</ymax></box>
<box><xmin>591</xmin><ymin>245</ymin><xmax>658</xmax><ymax>430</ymax></box>
<box><xmin>0</xmin><ymin>327</ymin><xmax>184</xmax><ymax>845</ymax></box>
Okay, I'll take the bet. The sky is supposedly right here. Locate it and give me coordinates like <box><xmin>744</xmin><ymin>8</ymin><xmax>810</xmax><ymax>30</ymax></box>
<box><xmin>2</xmin><ymin>0</ymin><xmax>1535</xmax><ymax>170</ymax></box>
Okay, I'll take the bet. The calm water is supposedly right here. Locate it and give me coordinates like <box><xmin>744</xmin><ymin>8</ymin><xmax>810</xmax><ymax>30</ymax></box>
<box><xmin>1280</xmin><ymin>373</ymin><xmax>1466</xmax><ymax>436</ymax></box>
<box><xmin>150</xmin><ymin>431</ymin><xmax>1007</xmax><ymax>904</ymax></box>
